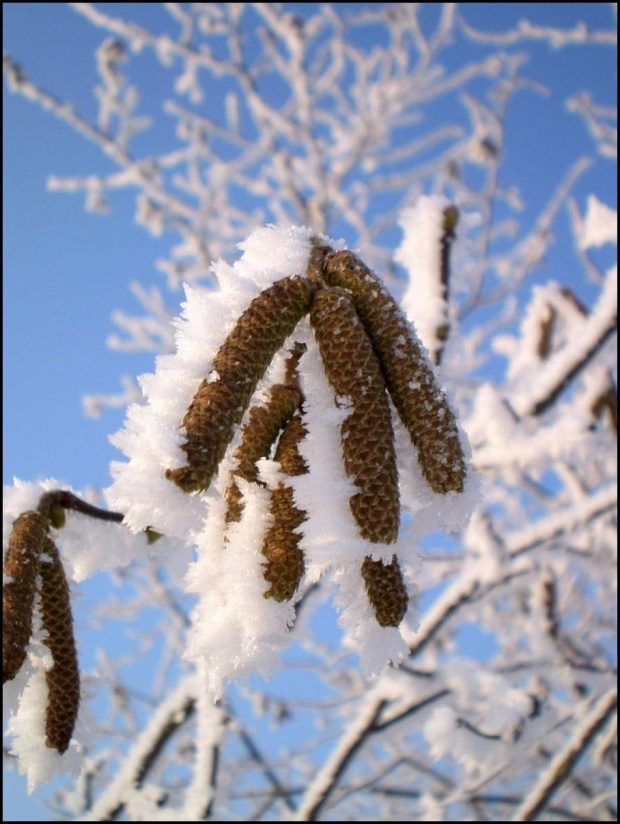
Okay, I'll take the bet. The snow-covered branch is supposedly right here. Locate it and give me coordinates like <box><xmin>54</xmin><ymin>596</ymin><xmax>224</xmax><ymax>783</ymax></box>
<box><xmin>459</xmin><ymin>14</ymin><xmax>618</xmax><ymax>49</ymax></box>
<box><xmin>514</xmin><ymin>689</ymin><xmax>617</xmax><ymax>821</ymax></box>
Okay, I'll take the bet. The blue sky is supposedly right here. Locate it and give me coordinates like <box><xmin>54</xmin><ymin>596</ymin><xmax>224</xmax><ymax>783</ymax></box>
<box><xmin>3</xmin><ymin>3</ymin><xmax>617</xmax><ymax>820</ymax></box>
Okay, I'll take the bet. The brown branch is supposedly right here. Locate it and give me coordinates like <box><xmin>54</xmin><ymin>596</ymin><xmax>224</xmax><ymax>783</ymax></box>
<box><xmin>372</xmin><ymin>689</ymin><xmax>450</xmax><ymax>734</ymax></box>
<box><xmin>201</xmin><ymin>740</ymin><xmax>220</xmax><ymax>820</ymax></box>
<box><xmin>235</xmin><ymin>724</ymin><xmax>297</xmax><ymax>813</ymax></box>
<box><xmin>435</xmin><ymin>205</ymin><xmax>459</xmax><ymax>366</ymax></box>
<box><xmin>536</xmin><ymin>303</ymin><xmax>558</xmax><ymax>360</ymax></box>
<box><xmin>591</xmin><ymin>377</ymin><xmax>618</xmax><ymax>433</ymax></box>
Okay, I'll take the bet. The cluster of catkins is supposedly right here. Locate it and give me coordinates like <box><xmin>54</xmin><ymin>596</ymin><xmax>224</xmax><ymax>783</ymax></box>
<box><xmin>3</xmin><ymin>495</ymin><xmax>79</xmax><ymax>754</ymax></box>
<box><xmin>2</xmin><ymin>220</ymin><xmax>466</xmax><ymax>754</ymax></box>
<box><xmin>166</xmin><ymin>235</ymin><xmax>466</xmax><ymax>627</ymax></box>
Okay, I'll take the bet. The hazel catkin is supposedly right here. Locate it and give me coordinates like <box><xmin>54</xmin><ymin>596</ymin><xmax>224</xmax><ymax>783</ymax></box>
<box><xmin>225</xmin><ymin>383</ymin><xmax>302</xmax><ymax>523</ymax></box>
<box><xmin>3</xmin><ymin>511</ymin><xmax>48</xmax><ymax>684</ymax></box>
<box><xmin>38</xmin><ymin>536</ymin><xmax>80</xmax><ymax>754</ymax></box>
<box><xmin>167</xmin><ymin>276</ymin><xmax>317</xmax><ymax>494</ymax></box>
<box><xmin>310</xmin><ymin>287</ymin><xmax>400</xmax><ymax>544</ymax></box>
<box><xmin>261</xmin><ymin>413</ymin><xmax>308</xmax><ymax>602</ymax></box>
<box><xmin>361</xmin><ymin>555</ymin><xmax>409</xmax><ymax>627</ymax></box>
<box><xmin>324</xmin><ymin>251</ymin><xmax>465</xmax><ymax>495</ymax></box>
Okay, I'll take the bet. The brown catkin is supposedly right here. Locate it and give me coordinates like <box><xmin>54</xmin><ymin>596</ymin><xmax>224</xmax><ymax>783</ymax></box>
<box><xmin>435</xmin><ymin>206</ymin><xmax>459</xmax><ymax>363</ymax></box>
<box><xmin>167</xmin><ymin>276</ymin><xmax>317</xmax><ymax>493</ymax></box>
<box><xmin>361</xmin><ymin>555</ymin><xmax>409</xmax><ymax>627</ymax></box>
<box><xmin>3</xmin><ymin>511</ymin><xmax>49</xmax><ymax>684</ymax></box>
<box><xmin>324</xmin><ymin>251</ymin><xmax>466</xmax><ymax>494</ymax></box>
<box><xmin>225</xmin><ymin>384</ymin><xmax>302</xmax><ymax>523</ymax></box>
<box><xmin>273</xmin><ymin>415</ymin><xmax>308</xmax><ymax>476</ymax></box>
<box><xmin>38</xmin><ymin>537</ymin><xmax>80</xmax><ymax>754</ymax></box>
<box><xmin>261</xmin><ymin>413</ymin><xmax>308</xmax><ymax>602</ymax></box>
<box><xmin>310</xmin><ymin>287</ymin><xmax>400</xmax><ymax>544</ymax></box>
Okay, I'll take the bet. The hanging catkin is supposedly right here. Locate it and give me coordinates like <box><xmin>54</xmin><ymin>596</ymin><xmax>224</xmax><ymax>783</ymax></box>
<box><xmin>361</xmin><ymin>555</ymin><xmax>409</xmax><ymax>627</ymax></box>
<box><xmin>225</xmin><ymin>383</ymin><xmax>302</xmax><ymax>523</ymax></box>
<box><xmin>261</xmin><ymin>413</ymin><xmax>308</xmax><ymax>602</ymax></box>
<box><xmin>310</xmin><ymin>287</ymin><xmax>400</xmax><ymax>544</ymax></box>
<box><xmin>167</xmin><ymin>276</ymin><xmax>317</xmax><ymax>494</ymax></box>
<box><xmin>3</xmin><ymin>511</ymin><xmax>48</xmax><ymax>684</ymax></box>
<box><xmin>225</xmin><ymin>343</ymin><xmax>306</xmax><ymax>522</ymax></box>
<box><xmin>435</xmin><ymin>206</ymin><xmax>459</xmax><ymax>365</ymax></box>
<box><xmin>38</xmin><ymin>536</ymin><xmax>80</xmax><ymax>754</ymax></box>
<box><xmin>324</xmin><ymin>251</ymin><xmax>465</xmax><ymax>494</ymax></box>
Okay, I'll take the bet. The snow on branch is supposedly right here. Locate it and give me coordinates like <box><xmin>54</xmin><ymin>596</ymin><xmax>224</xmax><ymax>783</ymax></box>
<box><xmin>80</xmin><ymin>673</ymin><xmax>210</xmax><ymax>821</ymax></box>
<box><xmin>459</xmin><ymin>14</ymin><xmax>618</xmax><ymax>49</ymax></box>
<box><xmin>82</xmin><ymin>375</ymin><xmax>143</xmax><ymax>420</ymax></box>
<box><xmin>4</xmin><ymin>1</ymin><xmax>520</xmax><ymax>302</ymax></box>
<box><xmin>293</xmin><ymin>694</ymin><xmax>388</xmax><ymax>821</ymax></box>
<box><xmin>506</xmin><ymin>482</ymin><xmax>617</xmax><ymax>558</ymax></box>
<box><xmin>513</xmin><ymin>688</ymin><xmax>617</xmax><ymax>821</ymax></box>
<box><xmin>2</xmin><ymin>53</ymin><xmax>198</xmax><ymax>230</ymax></box>
<box><xmin>567</xmin><ymin>93</ymin><xmax>618</xmax><ymax>160</ymax></box>
<box><xmin>509</xmin><ymin>266</ymin><xmax>617</xmax><ymax>417</ymax></box>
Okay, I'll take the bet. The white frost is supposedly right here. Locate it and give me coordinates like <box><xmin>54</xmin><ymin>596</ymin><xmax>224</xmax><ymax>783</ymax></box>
<box><xmin>579</xmin><ymin>194</ymin><xmax>617</xmax><ymax>250</ymax></box>
<box><xmin>396</xmin><ymin>195</ymin><xmax>451</xmax><ymax>359</ymax></box>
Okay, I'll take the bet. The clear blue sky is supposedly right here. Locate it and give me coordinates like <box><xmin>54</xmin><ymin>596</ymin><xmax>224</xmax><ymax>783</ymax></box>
<box><xmin>3</xmin><ymin>3</ymin><xmax>616</xmax><ymax>820</ymax></box>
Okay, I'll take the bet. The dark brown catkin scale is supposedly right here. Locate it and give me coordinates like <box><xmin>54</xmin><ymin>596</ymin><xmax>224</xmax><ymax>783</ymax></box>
<box><xmin>361</xmin><ymin>555</ymin><xmax>409</xmax><ymax>628</ymax></box>
<box><xmin>166</xmin><ymin>276</ymin><xmax>318</xmax><ymax>494</ymax></box>
<box><xmin>273</xmin><ymin>415</ymin><xmax>308</xmax><ymax>476</ymax></box>
<box><xmin>261</xmin><ymin>414</ymin><xmax>308</xmax><ymax>602</ymax></box>
<box><xmin>38</xmin><ymin>536</ymin><xmax>80</xmax><ymax>754</ymax></box>
<box><xmin>310</xmin><ymin>287</ymin><xmax>400</xmax><ymax>544</ymax></box>
<box><xmin>324</xmin><ymin>252</ymin><xmax>465</xmax><ymax>494</ymax></box>
<box><xmin>225</xmin><ymin>384</ymin><xmax>302</xmax><ymax>523</ymax></box>
<box><xmin>3</xmin><ymin>511</ymin><xmax>48</xmax><ymax>684</ymax></box>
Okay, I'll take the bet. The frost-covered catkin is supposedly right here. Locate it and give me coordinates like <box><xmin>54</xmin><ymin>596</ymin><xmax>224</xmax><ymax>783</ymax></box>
<box><xmin>225</xmin><ymin>384</ymin><xmax>302</xmax><ymax>523</ymax></box>
<box><xmin>262</xmin><ymin>413</ymin><xmax>308</xmax><ymax>601</ymax></box>
<box><xmin>3</xmin><ymin>511</ymin><xmax>48</xmax><ymax>683</ymax></box>
<box><xmin>361</xmin><ymin>555</ymin><xmax>409</xmax><ymax>627</ymax></box>
<box><xmin>310</xmin><ymin>287</ymin><xmax>400</xmax><ymax>543</ymax></box>
<box><xmin>167</xmin><ymin>276</ymin><xmax>317</xmax><ymax>493</ymax></box>
<box><xmin>38</xmin><ymin>536</ymin><xmax>80</xmax><ymax>754</ymax></box>
<box><xmin>325</xmin><ymin>252</ymin><xmax>465</xmax><ymax>494</ymax></box>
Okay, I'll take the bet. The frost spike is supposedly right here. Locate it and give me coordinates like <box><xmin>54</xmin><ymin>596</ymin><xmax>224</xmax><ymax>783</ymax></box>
<box><xmin>225</xmin><ymin>383</ymin><xmax>302</xmax><ymax>523</ymax></box>
<box><xmin>310</xmin><ymin>287</ymin><xmax>400</xmax><ymax>544</ymax></box>
<box><xmin>39</xmin><ymin>536</ymin><xmax>80</xmax><ymax>754</ymax></box>
<box><xmin>361</xmin><ymin>555</ymin><xmax>409</xmax><ymax>627</ymax></box>
<box><xmin>2</xmin><ymin>511</ymin><xmax>48</xmax><ymax>684</ymax></box>
<box><xmin>166</xmin><ymin>275</ymin><xmax>318</xmax><ymax>493</ymax></box>
<box><xmin>262</xmin><ymin>413</ymin><xmax>308</xmax><ymax>602</ymax></box>
<box><xmin>324</xmin><ymin>251</ymin><xmax>465</xmax><ymax>494</ymax></box>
